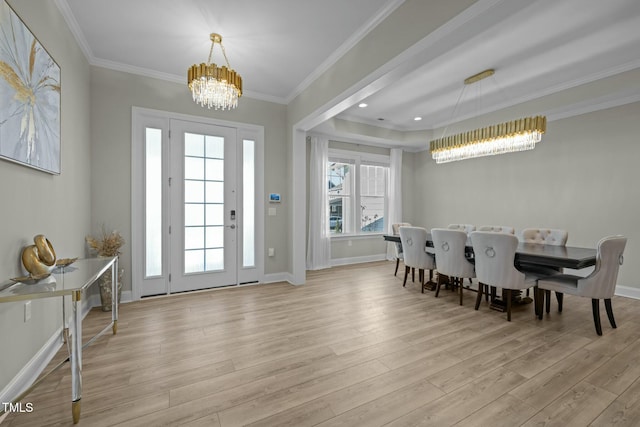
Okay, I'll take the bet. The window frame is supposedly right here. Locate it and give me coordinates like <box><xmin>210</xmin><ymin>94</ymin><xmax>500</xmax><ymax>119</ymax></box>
<box><xmin>327</xmin><ymin>149</ymin><xmax>390</xmax><ymax>238</ymax></box>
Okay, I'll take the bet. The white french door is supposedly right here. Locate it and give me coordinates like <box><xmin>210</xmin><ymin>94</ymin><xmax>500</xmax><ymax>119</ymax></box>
<box><xmin>132</xmin><ymin>108</ymin><xmax>263</xmax><ymax>298</ymax></box>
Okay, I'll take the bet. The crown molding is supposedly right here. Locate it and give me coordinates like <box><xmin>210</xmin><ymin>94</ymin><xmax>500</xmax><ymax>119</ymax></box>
<box><xmin>54</xmin><ymin>0</ymin><xmax>93</xmax><ymax>60</ymax></box>
<box><xmin>284</xmin><ymin>0</ymin><xmax>406</xmax><ymax>104</ymax></box>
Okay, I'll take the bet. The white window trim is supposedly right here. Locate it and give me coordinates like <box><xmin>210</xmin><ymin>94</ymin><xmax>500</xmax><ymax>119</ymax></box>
<box><xmin>328</xmin><ymin>148</ymin><xmax>389</xmax><ymax>238</ymax></box>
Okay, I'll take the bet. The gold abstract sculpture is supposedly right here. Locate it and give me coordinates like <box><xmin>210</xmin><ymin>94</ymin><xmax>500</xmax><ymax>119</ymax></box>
<box><xmin>22</xmin><ymin>234</ymin><xmax>57</xmax><ymax>276</ymax></box>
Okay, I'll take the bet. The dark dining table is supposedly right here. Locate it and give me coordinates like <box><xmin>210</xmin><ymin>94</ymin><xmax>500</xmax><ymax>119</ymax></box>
<box><xmin>383</xmin><ymin>234</ymin><xmax>597</xmax><ymax>269</ymax></box>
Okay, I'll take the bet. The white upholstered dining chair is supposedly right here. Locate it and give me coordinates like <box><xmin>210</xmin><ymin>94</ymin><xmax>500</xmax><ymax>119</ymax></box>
<box><xmin>519</xmin><ymin>228</ymin><xmax>569</xmax><ymax>308</ymax></box>
<box><xmin>477</xmin><ymin>225</ymin><xmax>515</xmax><ymax>234</ymax></box>
<box><xmin>448</xmin><ymin>224</ymin><xmax>476</xmax><ymax>233</ymax></box>
<box><xmin>470</xmin><ymin>231</ymin><xmax>541</xmax><ymax>321</ymax></box>
<box><xmin>398</xmin><ymin>226</ymin><xmax>436</xmax><ymax>293</ymax></box>
<box><xmin>431</xmin><ymin>228</ymin><xmax>475</xmax><ymax>305</ymax></box>
<box><xmin>536</xmin><ymin>235</ymin><xmax>627</xmax><ymax>335</ymax></box>
<box><xmin>391</xmin><ymin>222</ymin><xmax>411</xmax><ymax>276</ymax></box>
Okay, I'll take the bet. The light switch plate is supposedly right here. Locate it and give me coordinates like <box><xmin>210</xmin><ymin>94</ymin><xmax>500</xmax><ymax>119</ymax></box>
<box><xmin>268</xmin><ymin>208</ymin><xmax>276</xmax><ymax>216</ymax></box>
<box><xmin>24</xmin><ymin>301</ymin><xmax>31</xmax><ymax>322</ymax></box>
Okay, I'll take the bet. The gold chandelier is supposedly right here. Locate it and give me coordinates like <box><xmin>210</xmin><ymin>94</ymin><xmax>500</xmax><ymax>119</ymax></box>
<box><xmin>429</xmin><ymin>69</ymin><xmax>546</xmax><ymax>164</ymax></box>
<box><xmin>187</xmin><ymin>33</ymin><xmax>242</xmax><ymax>110</ymax></box>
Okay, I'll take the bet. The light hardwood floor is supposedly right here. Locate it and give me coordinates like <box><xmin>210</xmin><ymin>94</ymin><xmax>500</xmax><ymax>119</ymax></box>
<box><xmin>5</xmin><ymin>261</ymin><xmax>640</xmax><ymax>426</ymax></box>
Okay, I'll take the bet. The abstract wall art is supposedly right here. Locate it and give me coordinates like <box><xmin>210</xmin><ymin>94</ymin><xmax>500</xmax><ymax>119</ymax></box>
<box><xmin>0</xmin><ymin>1</ymin><xmax>61</xmax><ymax>174</ymax></box>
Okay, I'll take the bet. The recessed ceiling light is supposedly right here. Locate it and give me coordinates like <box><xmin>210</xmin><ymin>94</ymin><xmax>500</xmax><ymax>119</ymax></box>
<box><xmin>414</xmin><ymin>116</ymin><xmax>422</xmax><ymax>121</ymax></box>
<box><xmin>358</xmin><ymin>103</ymin><xmax>368</xmax><ymax>108</ymax></box>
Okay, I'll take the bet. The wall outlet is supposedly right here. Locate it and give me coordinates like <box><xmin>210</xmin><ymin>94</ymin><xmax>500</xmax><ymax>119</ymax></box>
<box><xmin>268</xmin><ymin>248</ymin><xmax>275</xmax><ymax>257</ymax></box>
<box><xmin>24</xmin><ymin>301</ymin><xmax>31</xmax><ymax>322</ymax></box>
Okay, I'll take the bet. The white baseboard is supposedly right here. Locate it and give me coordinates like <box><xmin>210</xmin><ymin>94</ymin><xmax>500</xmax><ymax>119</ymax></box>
<box><xmin>1</xmin><ymin>290</ymin><xmax>133</xmax><ymax>405</ymax></box>
<box><xmin>331</xmin><ymin>253</ymin><xmax>387</xmax><ymax>267</ymax></box>
<box><xmin>615</xmin><ymin>285</ymin><xmax>640</xmax><ymax>300</ymax></box>
<box><xmin>0</xmin><ymin>328</ymin><xmax>63</xmax><ymax>405</ymax></box>
<box><xmin>262</xmin><ymin>273</ymin><xmax>290</xmax><ymax>284</ymax></box>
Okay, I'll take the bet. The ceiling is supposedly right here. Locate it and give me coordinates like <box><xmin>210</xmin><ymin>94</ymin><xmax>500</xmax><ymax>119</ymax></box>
<box><xmin>58</xmin><ymin>0</ymin><xmax>640</xmax><ymax>146</ymax></box>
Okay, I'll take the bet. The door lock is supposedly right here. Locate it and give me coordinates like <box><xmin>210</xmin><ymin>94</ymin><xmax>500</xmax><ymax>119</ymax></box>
<box><xmin>230</xmin><ymin>210</ymin><xmax>236</xmax><ymax>220</ymax></box>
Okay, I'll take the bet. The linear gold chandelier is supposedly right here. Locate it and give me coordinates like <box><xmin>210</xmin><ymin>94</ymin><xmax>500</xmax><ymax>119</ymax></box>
<box><xmin>429</xmin><ymin>69</ymin><xmax>546</xmax><ymax>164</ymax></box>
<box><xmin>187</xmin><ymin>33</ymin><xmax>242</xmax><ymax>110</ymax></box>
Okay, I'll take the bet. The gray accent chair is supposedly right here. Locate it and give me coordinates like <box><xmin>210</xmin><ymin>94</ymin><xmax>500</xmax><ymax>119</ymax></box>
<box><xmin>536</xmin><ymin>235</ymin><xmax>627</xmax><ymax>335</ymax></box>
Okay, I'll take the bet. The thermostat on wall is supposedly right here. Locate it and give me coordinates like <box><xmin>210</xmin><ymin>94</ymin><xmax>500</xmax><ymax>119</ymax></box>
<box><xmin>269</xmin><ymin>193</ymin><xmax>281</xmax><ymax>203</ymax></box>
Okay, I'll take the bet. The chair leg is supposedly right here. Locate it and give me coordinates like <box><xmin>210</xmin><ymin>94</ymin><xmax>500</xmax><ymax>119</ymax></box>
<box><xmin>412</xmin><ymin>268</ymin><xmax>415</xmax><ymax>282</ymax></box>
<box><xmin>556</xmin><ymin>292</ymin><xmax>563</xmax><ymax>312</ymax></box>
<box><xmin>402</xmin><ymin>266</ymin><xmax>409</xmax><ymax>287</ymax></box>
<box><xmin>435</xmin><ymin>274</ymin><xmax>442</xmax><ymax>298</ymax></box>
<box><xmin>592</xmin><ymin>299</ymin><xmax>603</xmax><ymax>336</ymax></box>
<box><xmin>475</xmin><ymin>282</ymin><xmax>484</xmax><ymax>310</ymax></box>
<box><xmin>506</xmin><ymin>289</ymin><xmax>512</xmax><ymax>321</ymax></box>
<box><xmin>535</xmin><ymin>287</ymin><xmax>544</xmax><ymax>320</ymax></box>
<box><xmin>459</xmin><ymin>279</ymin><xmax>463</xmax><ymax>306</ymax></box>
<box><xmin>394</xmin><ymin>258</ymin><xmax>400</xmax><ymax>276</ymax></box>
<box><xmin>545</xmin><ymin>290</ymin><xmax>551</xmax><ymax>313</ymax></box>
<box><xmin>419</xmin><ymin>269</ymin><xmax>424</xmax><ymax>293</ymax></box>
<box><xmin>604</xmin><ymin>298</ymin><xmax>617</xmax><ymax>329</ymax></box>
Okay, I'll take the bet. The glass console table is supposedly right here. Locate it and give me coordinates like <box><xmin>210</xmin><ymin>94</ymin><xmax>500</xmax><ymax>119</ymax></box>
<box><xmin>0</xmin><ymin>256</ymin><xmax>119</xmax><ymax>424</ymax></box>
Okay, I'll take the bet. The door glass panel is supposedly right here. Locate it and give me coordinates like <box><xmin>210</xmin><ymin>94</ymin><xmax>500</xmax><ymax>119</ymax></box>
<box><xmin>205</xmin><ymin>182</ymin><xmax>224</xmax><ymax>203</ymax></box>
<box><xmin>185</xmin><ymin>157</ymin><xmax>204</xmax><ymax>180</ymax></box>
<box><xmin>185</xmin><ymin>181</ymin><xmax>204</xmax><ymax>203</ymax></box>
<box><xmin>184</xmin><ymin>204</ymin><xmax>204</xmax><ymax>226</ymax></box>
<box><xmin>185</xmin><ymin>133</ymin><xmax>204</xmax><ymax>156</ymax></box>
<box><xmin>205</xmin><ymin>248</ymin><xmax>224</xmax><ymax>271</ymax></box>
<box><xmin>205</xmin><ymin>158</ymin><xmax>224</xmax><ymax>181</ymax></box>
<box><xmin>206</xmin><ymin>226</ymin><xmax>224</xmax><ymax>248</ymax></box>
<box><xmin>206</xmin><ymin>136</ymin><xmax>224</xmax><ymax>158</ymax></box>
<box><xmin>183</xmin><ymin>131</ymin><xmax>225</xmax><ymax>274</ymax></box>
<box><xmin>185</xmin><ymin>226</ymin><xmax>205</xmax><ymax>249</ymax></box>
<box><xmin>206</xmin><ymin>204</ymin><xmax>224</xmax><ymax>225</ymax></box>
<box><xmin>185</xmin><ymin>250</ymin><xmax>204</xmax><ymax>273</ymax></box>
<box><xmin>145</xmin><ymin>127</ymin><xmax>162</xmax><ymax>277</ymax></box>
<box><xmin>243</xmin><ymin>139</ymin><xmax>255</xmax><ymax>268</ymax></box>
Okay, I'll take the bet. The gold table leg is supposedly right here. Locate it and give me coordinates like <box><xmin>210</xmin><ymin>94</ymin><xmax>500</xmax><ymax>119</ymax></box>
<box><xmin>72</xmin><ymin>400</ymin><xmax>81</xmax><ymax>424</ymax></box>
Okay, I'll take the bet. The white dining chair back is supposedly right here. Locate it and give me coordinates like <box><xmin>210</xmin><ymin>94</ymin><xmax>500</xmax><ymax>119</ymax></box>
<box><xmin>448</xmin><ymin>224</ymin><xmax>476</xmax><ymax>233</ymax></box>
<box><xmin>478</xmin><ymin>225</ymin><xmax>515</xmax><ymax>234</ymax></box>
<box><xmin>470</xmin><ymin>231</ymin><xmax>540</xmax><ymax>321</ymax></box>
<box><xmin>576</xmin><ymin>235</ymin><xmax>627</xmax><ymax>299</ymax></box>
<box><xmin>392</xmin><ymin>223</ymin><xmax>411</xmax><ymax>235</ymax></box>
<box><xmin>431</xmin><ymin>228</ymin><xmax>475</xmax><ymax>304</ymax></box>
<box><xmin>520</xmin><ymin>228</ymin><xmax>568</xmax><ymax>246</ymax></box>
<box><xmin>391</xmin><ymin>223</ymin><xmax>411</xmax><ymax>276</ymax></box>
<box><xmin>536</xmin><ymin>235</ymin><xmax>627</xmax><ymax>334</ymax></box>
<box><xmin>471</xmin><ymin>232</ymin><xmax>528</xmax><ymax>290</ymax></box>
<box><xmin>399</xmin><ymin>226</ymin><xmax>436</xmax><ymax>291</ymax></box>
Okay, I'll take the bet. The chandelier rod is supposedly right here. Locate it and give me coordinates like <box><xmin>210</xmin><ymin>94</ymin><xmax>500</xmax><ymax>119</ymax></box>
<box><xmin>206</xmin><ymin>33</ymin><xmax>232</xmax><ymax>69</ymax></box>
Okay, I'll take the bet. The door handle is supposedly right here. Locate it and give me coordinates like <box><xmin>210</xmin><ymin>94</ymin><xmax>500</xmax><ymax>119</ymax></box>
<box><xmin>227</xmin><ymin>224</ymin><xmax>236</xmax><ymax>229</ymax></box>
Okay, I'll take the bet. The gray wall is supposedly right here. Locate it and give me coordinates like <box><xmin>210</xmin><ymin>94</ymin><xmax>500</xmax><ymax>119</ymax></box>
<box><xmin>89</xmin><ymin>67</ymin><xmax>289</xmax><ymax>290</ymax></box>
<box><xmin>407</xmin><ymin>102</ymin><xmax>640</xmax><ymax>288</ymax></box>
<box><xmin>0</xmin><ymin>0</ymin><xmax>91</xmax><ymax>388</ymax></box>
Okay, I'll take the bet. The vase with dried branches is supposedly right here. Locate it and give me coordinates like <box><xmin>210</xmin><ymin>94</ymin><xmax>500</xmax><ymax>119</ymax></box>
<box><xmin>86</xmin><ymin>227</ymin><xmax>125</xmax><ymax>311</ymax></box>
